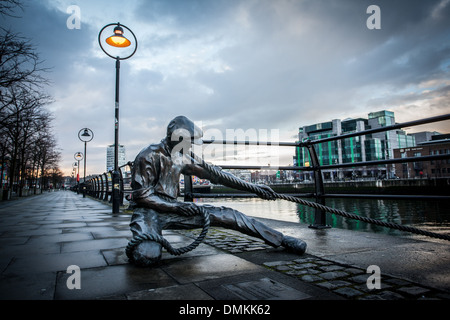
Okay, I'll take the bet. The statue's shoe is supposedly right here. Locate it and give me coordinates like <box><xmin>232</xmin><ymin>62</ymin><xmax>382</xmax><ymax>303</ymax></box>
<box><xmin>281</xmin><ymin>236</ymin><xmax>307</xmax><ymax>254</ymax></box>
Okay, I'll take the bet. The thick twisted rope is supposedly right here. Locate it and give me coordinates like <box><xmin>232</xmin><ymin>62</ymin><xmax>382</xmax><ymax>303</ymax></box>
<box><xmin>126</xmin><ymin>205</ymin><xmax>210</xmax><ymax>259</ymax></box>
<box><xmin>191</xmin><ymin>152</ymin><xmax>450</xmax><ymax>242</ymax></box>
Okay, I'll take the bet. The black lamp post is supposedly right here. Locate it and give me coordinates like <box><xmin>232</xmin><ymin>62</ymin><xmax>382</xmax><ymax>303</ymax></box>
<box><xmin>74</xmin><ymin>152</ymin><xmax>83</xmax><ymax>194</ymax></box>
<box><xmin>78</xmin><ymin>128</ymin><xmax>94</xmax><ymax>198</ymax></box>
<box><xmin>98</xmin><ymin>22</ymin><xmax>137</xmax><ymax>213</ymax></box>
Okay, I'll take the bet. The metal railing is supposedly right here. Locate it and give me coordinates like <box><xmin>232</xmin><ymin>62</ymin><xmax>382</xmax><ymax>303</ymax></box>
<box><xmin>184</xmin><ymin>113</ymin><xmax>450</xmax><ymax>230</ymax></box>
<box><xmin>82</xmin><ymin>113</ymin><xmax>450</xmax><ymax>234</ymax></box>
<box><xmin>82</xmin><ymin>162</ymin><xmax>132</xmax><ymax>207</ymax></box>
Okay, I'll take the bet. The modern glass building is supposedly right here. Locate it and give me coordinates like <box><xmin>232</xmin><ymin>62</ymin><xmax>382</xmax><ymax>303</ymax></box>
<box><xmin>294</xmin><ymin>110</ymin><xmax>415</xmax><ymax>180</ymax></box>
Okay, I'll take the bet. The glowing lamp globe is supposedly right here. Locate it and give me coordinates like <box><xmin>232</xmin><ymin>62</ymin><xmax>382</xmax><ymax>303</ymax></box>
<box><xmin>105</xmin><ymin>25</ymin><xmax>131</xmax><ymax>48</ymax></box>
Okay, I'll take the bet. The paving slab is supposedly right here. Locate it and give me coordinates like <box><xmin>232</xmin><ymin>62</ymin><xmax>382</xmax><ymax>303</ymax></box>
<box><xmin>0</xmin><ymin>271</ymin><xmax>57</xmax><ymax>300</ymax></box>
<box><xmin>54</xmin><ymin>264</ymin><xmax>177</xmax><ymax>300</ymax></box>
<box><xmin>161</xmin><ymin>253</ymin><xmax>263</xmax><ymax>284</ymax></box>
<box><xmin>126</xmin><ymin>283</ymin><xmax>214</xmax><ymax>300</ymax></box>
<box><xmin>4</xmin><ymin>250</ymin><xmax>108</xmax><ymax>274</ymax></box>
<box><xmin>60</xmin><ymin>237</ymin><xmax>128</xmax><ymax>253</ymax></box>
<box><xmin>195</xmin><ymin>270</ymin><xmax>340</xmax><ymax>300</ymax></box>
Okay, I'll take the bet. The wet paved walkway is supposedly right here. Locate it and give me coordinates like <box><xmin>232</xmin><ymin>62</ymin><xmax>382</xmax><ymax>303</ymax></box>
<box><xmin>0</xmin><ymin>191</ymin><xmax>449</xmax><ymax>302</ymax></box>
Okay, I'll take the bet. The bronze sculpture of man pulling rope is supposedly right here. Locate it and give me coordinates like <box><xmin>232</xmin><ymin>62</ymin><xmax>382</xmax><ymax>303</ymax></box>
<box><xmin>126</xmin><ymin>116</ymin><xmax>307</xmax><ymax>267</ymax></box>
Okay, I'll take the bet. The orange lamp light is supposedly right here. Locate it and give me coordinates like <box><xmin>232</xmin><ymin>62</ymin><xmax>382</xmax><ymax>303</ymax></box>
<box><xmin>105</xmin><ymin>25</ymin><xmax>131</xmax><ymax>48</ymax></box>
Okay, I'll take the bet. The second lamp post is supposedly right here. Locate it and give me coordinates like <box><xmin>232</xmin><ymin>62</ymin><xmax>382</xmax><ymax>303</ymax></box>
<box><xmin>78</xmin><ymin>128</ymin><xmax>94</xmax><ymax>197</ymax></box>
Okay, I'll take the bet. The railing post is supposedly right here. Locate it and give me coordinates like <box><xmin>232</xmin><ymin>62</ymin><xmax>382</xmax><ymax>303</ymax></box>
<box><xmin>108</xmin><ymin>171</ymin><xmax>113</xmax><ymax>203</ymax></box>
<box><xmin>184</xmin><ymin>174</ymin><xmax>194</xmax><ymax>202</ymax></box>
<box><xmin>88</xmin><ymin>179</ymin><xmax>92</xmax><ymax>196</ymax></box>
<box><xmin>104</xmin><ymin>172</ymin><xmax>110</xmax><ymax>202</ymax></box>
<box><xmin>94</xmin><ymin>177</ymin><xmax>98</xmax><ymax>198</ymax></box>
<box><xmin>119</xmin><ymin>167</ymin><xmax>124</xmax><ymax>206</ymax></box>
<box><xmin>87</xmin><ymin>178</ymin><xmax>91</xmax><ymax>196</ymax></box>
<box><xmin>306</xmin><ymin>143</ymin><xmax>330</xmax><ymax>229</ymax></box>
<box><xmin>99</xmin><ymin>174</ymin><xmax>104</xmax><ymax>200</ymax></box>
<box><xmin>95</xmin><ymin>177</ymin><xmax>100</xmax><ymax>198</ymax></box>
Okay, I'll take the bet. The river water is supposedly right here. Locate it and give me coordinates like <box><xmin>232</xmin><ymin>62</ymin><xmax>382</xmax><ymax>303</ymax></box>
<box><xmin>194</xmin><ymin>197</ymin><xmax>450</xmax><ymax>238</ymax></box>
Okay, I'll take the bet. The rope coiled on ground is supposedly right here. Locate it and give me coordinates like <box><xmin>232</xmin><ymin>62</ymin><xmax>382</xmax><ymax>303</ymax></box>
<box><xmin>126</xmin><ymin>204</ymin><xmax>210</xmax><ymax>259</ymax></box>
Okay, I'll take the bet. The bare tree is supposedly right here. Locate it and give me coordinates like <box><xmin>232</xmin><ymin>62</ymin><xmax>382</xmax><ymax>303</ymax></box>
<box><xmin>1</xmin><ymin>84</ymin><xmax>56</xmax><ymax>197</ymax></box>
<box><xmin>36</xmin><ymin>133</ymin><xmax>60</xmax><ymax>190</ymax></box>
<box><xmin>0</xmin><ymin>1</ymin><xmax>49</xmax><ymax>91</ymax></box>
<box><xmin>0</xmin><ymin>0</ymin><xmax>63</xmax><ymax>199</ymax></box>
<box><xmin>0</xmin><ymin>28</ymin><xmax>50</xmax><ymax>92</ymax></box>
<box><xmin>0</xmin><ymin>0</ymin><xmax>23</xmax><ymax>18</ymax></box>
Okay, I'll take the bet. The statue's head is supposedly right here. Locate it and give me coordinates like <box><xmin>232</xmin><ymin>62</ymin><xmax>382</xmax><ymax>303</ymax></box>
<box><xmin>166</xmin><ymin>116</ymin><xmax>203</xmax><ymax>150</ymax></box>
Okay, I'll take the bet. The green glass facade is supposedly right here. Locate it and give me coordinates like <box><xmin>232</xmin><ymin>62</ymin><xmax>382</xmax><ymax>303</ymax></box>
<box><xmin>294</xmin><ymin>110</ymin><xmax>416</xmax><ymax>179</ymax></box>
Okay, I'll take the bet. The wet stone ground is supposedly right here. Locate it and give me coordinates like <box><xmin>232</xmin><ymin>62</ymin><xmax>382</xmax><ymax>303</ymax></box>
<box><xmin>1</xmin><ymin>191</ymin><xmax>449</xmax><ymax>301</ymax></box>
<box><xmin>179</xmin><ymin>227</ymin><xmax>450</xmax><ymax>300</ymax></box>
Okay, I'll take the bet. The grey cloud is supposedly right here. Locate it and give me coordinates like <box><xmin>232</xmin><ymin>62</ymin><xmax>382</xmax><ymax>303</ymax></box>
<box><xmin>191</xmin><ymin>0</ymin><xmax>450</xmax><ymax>126</ymax></box>
<box><xmin>4</xmin><ymin>0</ymin><xmax>449</xmax><ymax>174</ymax></box>
<box><xmin>133</xmin><ymin>0</ymin><xmax>234</xmax><ymax>31</ymax></box>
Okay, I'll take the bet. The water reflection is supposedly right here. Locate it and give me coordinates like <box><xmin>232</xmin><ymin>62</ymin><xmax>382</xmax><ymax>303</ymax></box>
<box><xmin>195</xmin><ymin>197</ymin><xmax>450</xmax><ymax>236</ymax></box>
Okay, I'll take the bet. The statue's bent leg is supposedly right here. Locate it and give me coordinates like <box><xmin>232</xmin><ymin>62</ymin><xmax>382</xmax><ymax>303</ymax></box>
<box><xmin>203</xmin><ymin>205</ymin><xmax>306</xmax><ymax>254</ymax></box>
<box><xmin>204</xmin><ymin>205</ymin><xmax>284</xmax><ymax>247</ymax></box>
<box><xmin>129</xmin><ymin>207</ymin><xmax>163</xmax><ymax>266</ymax></box>
<box><xmin>158</xmin><ymin>205</ymin><xmax>282</xmax><ymax>246</ymax></box>
<box><xmin>160</xmin><ymin>204</ymin><xmax>306</xmax><ymax>254</ymax></box>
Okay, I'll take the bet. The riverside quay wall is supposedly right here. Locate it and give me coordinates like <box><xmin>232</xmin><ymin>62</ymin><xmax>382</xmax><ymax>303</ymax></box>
<box><xmin>206</xmin><ymin>178</ymin><xmax>450</xmax><ymax>197</ymax></box>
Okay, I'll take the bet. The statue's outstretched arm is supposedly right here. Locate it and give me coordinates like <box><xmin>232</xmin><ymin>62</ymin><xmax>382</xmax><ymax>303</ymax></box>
<box><xmin>133</xmin><ymin>188</ymin><xmax>200</xmax><ymax>215</ymax></box>
<box><xmin>182</xmin><ymin>155</ymin><xmax>277</xmax><ymax>200</ymax></box>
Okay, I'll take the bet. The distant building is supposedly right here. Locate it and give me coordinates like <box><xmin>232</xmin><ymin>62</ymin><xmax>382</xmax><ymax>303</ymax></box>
<box><xmin>409</xmin><ymin>131</ymin><xmax>441</xmax><ymax>145</ymax></box>
<box><xmin>294</xmin><ymin>110</ymin><xmax>416</xmax><ymax>180</ymax></box>
<box><xmin>106</xmin><ymin>144</ymin><xmax>126</xmax><ymax>171</ymax></box>
<box><xmin>394</xmin><ymin>134</ymin><xmax>450</xmax><ymax>179</ymax></box>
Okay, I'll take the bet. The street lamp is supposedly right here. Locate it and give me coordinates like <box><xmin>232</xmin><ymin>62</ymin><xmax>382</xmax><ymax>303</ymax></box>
<box><xmin>78</xmin><ymin>128</ymin><xmax>94</xmax><ymax>198</ymax></box>
<box><xmin>74</xmin><ymin>152</ymin><xmax>83</xmax><ymax>194</ymax></box>
<box><xmin>105</xmin><ymin>24</ymin><xmax>131</xmax><ymax>47</ymax></box>
<box><xmin>98</xmin><ymin>22</ymin><xmax>137</xmax><ymax>213</ymax></box>
<box><xmin>72</xmin><ymin>162</ymin><xmax>77</xmax><ymax>189</ymax></box>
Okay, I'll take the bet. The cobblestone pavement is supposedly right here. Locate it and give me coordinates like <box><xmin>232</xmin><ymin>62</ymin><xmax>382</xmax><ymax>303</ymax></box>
<box><xmin>179</xmin><ymin>227</ymin><xmax>450</xmax><ymax>300</ymax></box>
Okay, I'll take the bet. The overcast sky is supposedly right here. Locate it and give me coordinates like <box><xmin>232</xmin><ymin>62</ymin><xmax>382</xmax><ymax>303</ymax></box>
<box><xmin>2</xmin><ymin>0</ymin><xmax>450</xmax><ymax>176</ymax></box>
